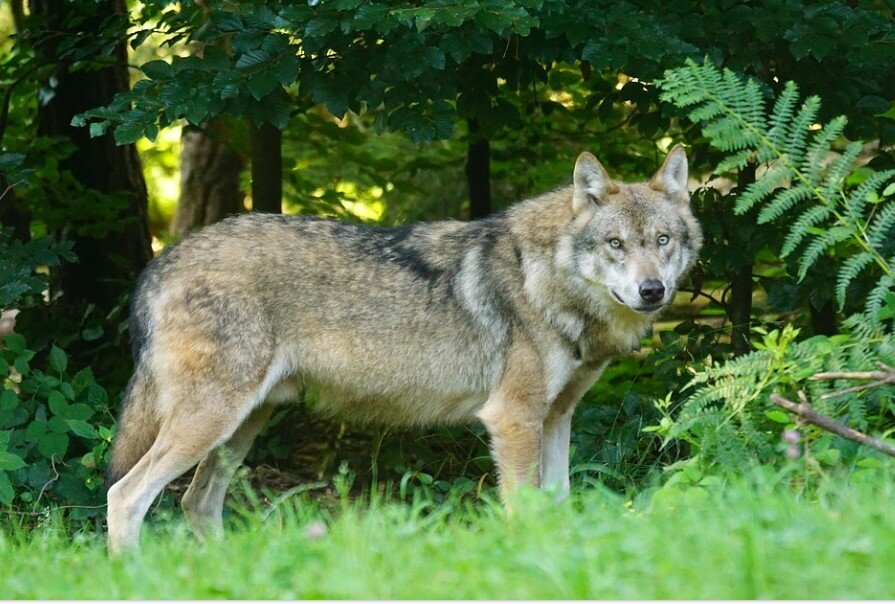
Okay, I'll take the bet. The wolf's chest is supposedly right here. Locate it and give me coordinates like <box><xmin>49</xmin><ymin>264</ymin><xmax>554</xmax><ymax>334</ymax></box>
<box><xmin>578</xmin><ymin>310</ymin><xmax>652</xmax><ymax>363</ymax></box>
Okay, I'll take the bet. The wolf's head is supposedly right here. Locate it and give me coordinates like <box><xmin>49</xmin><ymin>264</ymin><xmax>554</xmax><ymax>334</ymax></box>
<box><xmin>560</xmin><ymin>145</ymin><xmax>702</xmax><ymax>316</ymax></box>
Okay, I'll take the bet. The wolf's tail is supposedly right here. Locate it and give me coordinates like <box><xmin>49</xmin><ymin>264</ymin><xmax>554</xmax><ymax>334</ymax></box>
<box><xmin>105</xmin><ymin>366</ymin><xmax>159</xmax><ymax>487</ymax></box>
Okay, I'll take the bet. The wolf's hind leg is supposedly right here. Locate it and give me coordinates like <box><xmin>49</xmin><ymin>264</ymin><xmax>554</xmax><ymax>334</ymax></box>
<box><xmin>181</xmin><ymin>403</ymin><xmax>275</xmax><ymax>539</ymax></box>
<box><xmin>106</xmin><ymin>391</ymin><xmax>259</xmax><ymax>553</ymax></box>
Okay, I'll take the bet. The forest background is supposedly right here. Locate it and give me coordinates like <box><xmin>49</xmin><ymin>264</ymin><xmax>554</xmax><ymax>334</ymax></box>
<box><xmin>1</xmin><ymin>2</ymin><xmax>895</xmax><ymax>597</ymax></box>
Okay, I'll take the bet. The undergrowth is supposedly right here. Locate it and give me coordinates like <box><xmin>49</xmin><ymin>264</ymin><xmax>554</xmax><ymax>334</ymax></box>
<box><xmin>1</xmin><ymin>470</ymin><xmax>893</xmax><ymax>599</ymax></box>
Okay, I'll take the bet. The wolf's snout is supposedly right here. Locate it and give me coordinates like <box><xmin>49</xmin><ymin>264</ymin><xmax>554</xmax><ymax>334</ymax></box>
<box><xmin>639</xmin><ymin>279</ymin><xmax>665</xmax><ymax>304</ymax></box>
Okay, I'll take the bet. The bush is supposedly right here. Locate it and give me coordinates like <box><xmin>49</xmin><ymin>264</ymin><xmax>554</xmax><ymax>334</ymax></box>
<box><xmin>0</xmin><ymin>228</ymin><xmax>112</xmax><ymax>519</ymax></box>
<box><xmin>0</xmin><ymin>334</ymin><xmax>111</xmax><ymax>516</ymax></box>
<box><xmin>650</xmin><ymin>60</ymin><xmax>895</xmax><ymax>474</ymax></box>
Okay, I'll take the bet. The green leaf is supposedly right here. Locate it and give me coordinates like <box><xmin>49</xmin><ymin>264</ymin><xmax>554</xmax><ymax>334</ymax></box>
<box><xmin>48</xmin><ymin>345</ymin><xmax>68</xmax><ymax>374</ymax></box>
<box><xmin>304</xmin><ymin>17</ymin><xmax>338</xmax><ymax>38</ymax></box>
<box><xmin>48</xmin><ymin>415</ymin><xmax>70</xmax><ymax>434</ymax></box>
<box><xmin>37</xmin><ymin>432</ymin><xmax>69</xmax><ymax>458</ymax></box>
<box><xmin>60</xmin><ymin>382</ymin><xmax>75</xmax><ymax>401</ymax></box>
<box><xmin>140</xmin><ymin>60</ymin><xmax>171</xmax><ymax>80</ymax></box>
<box><xmin>235</xmin><ymin>49</ymin><xmax>271</xmax><ymax>69</ymax></box>
<box><xmin>48</xmin><ymin>391</ymin><xmax>68</xmax><ymax>416</ymax></box>
<box><xmin>13</xmin><ymin>357</ymin><xmax>28</xmax><ymax>376</ymax></box>
<box><xmin>0</xmin><ymin>389</ymin><xmax>16</xmax><ymax>412</ymax></box>
<box><xmin>764</xmin><ymin>410</ymin><xmax>791</xmax><ymax>424</ymax></box>
<box><xmin>814</xmin><ymin>448</ymin><xmax>841</xmax><ymax>466</ymax></box>
<box><xmin>0</xmin><ymin>451</ymin><xmax>24</xmax><ymax>472</ymax></box>
<box><xmin>114</xmin><ymin>122</ymin><xmax>145</xmax><ymax>145</ymax></box>
<box><xmin>88</xmin><ymin>121</ymin><xmax>110</xmax><ymax>138</ymax></box>
<box><xmin>80</xmin><ymin>451</ymin><xmax>96</xmax><ymax>469</ymax></box>
<box><xmin>422</xmin><ymin>46</ymin><xmax>445</xmax><ymax>70</ymax></box>
<box><xmin>0</xmin><ymin>153</ymin><xmax>24</xmax><ymax>171</ymax></box>
<box><xmin>247</xmin><ymin>71</ymin><xmax>280</xmax><ymax>100</ymax></box>
<box><xmin>66</xmin><ymin>419</ymin><xmax>99</xmax><ymax>440</ymax></box>
<box><xmin>64</xmin><ymin>403</ymin><xmax>94</xmax><ymax>422</ymax></box>
<box><xmin>25</xmin><ymin>420</ymin><xmax>47</xmax><ymax>441</ymax></box>
<box><xmin>0</xmin><ymin>472</ymin><xmax>13</xmax><ymax>505</ymax></box>
<box><xmin>4</xmin><ymin>333</ymin><xmax>25</xmax><ymax>353</ymax></box>
<box><xmin>272</xmin><ymin>55</ymin><xmax>300</xmax><ymax>85</ymax></box>
<box><xmin>81</xmin><ymin>326</ymin><xmax>103</xmax><ymax>341</ymax></box>
<box><xmin>353</xmin><ymin>4</ymin><xmax>388</xmax><ymax>30</ymax></box>
<box><xmin>212</xmin><ymin>10</ymin><xmax>243</xmax><ymax>32</ymax></box>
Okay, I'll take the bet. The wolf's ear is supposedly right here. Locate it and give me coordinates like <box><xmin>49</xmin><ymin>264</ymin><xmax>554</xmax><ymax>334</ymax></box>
<box><xmin>573</xmin><ymin>152</ymin><xmax>617</xmax><ymax>212</ymax></box>
<box><xmin>650</xmin><ymin>144</ymin><xmax>689</xmax><ymax>200</ymax></box>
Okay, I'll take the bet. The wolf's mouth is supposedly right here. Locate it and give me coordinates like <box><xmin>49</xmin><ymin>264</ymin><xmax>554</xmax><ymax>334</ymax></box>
<box><xmin>611</xmin><ymin>289</ymin><xmax>663</xmax><ymax>313</ymax></box>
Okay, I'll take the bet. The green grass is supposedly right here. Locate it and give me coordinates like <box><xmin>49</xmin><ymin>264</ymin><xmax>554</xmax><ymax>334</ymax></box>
<box><xmin>2</xmin><ymin>473</ymin><xmax>894</xmax><ymax>599</ymax></box>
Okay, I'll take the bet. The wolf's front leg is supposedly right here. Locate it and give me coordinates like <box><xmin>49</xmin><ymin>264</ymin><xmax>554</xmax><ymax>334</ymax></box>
<box><xmin>478</xmin><ymin>392</ymin><xmax>545</xmax><ymax>497</ymax></box>
<box><xmin>541</xmin><ymin>365</ymin><xmax>606</xmax><ymax>499</ymax></box>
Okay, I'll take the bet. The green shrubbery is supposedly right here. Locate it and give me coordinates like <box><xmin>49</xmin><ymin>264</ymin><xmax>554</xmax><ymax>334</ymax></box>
<box><xmin>0</xmin><ymin>334</ymin><xmax>111</xmax><ymax>513</ymax></box>
<box><xmin>3</xmin><ymin>55</ymin><xmax>895</xmax><ymax>531</ymax></box>
<box><xmin>0</xmin><ymin>229</ymin><xmax>112</xmax><ymax>516</ymax></box>
<box><xmin>648</xmin><ymin>60</ymin><xmax>895</xmax><ymax>475</ymax></box>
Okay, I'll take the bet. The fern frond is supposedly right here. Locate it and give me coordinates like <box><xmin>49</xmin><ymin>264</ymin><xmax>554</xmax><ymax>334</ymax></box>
<box><xmin>734</xmin><ymin>163</ymin><xmax>789</xmax><ymax>214</ymax></box>
<box><xmin>797</xmin><ymin>226</ymin><xmax>852</xmax><ymax>280</ymax></box>
<box><xmin>780</xmin><ymin>205</ymin><xmax>834</xmax><ymax>257</ymax></box>
<box><xmin>766</xmin><ymin>82</ymin><xmax>799</xmax><ymax>150</ymax></box>
<box><xmin>774</xmin><ymin>96</ymin><xmax>820</xmax><ymax>166</ymax></box>
<box><xmin>866</xmin><ymin>273</ymin><xmax>895</xmax><ymax>327</ymax></box>
<box><xmin>802</xmin><ymin>116</ymin><xmax>848</xmax><ymax>185</ymax></box>
<box><xmin>757</xmin><ymin>185</ymin><xmax>813</xmax><ymax>224</ymax></box>
<box><xmin>716</xmin><ymin>149</ymin><xmax>757</xmax><ymax>173</ymax></box>
<box><xmin>835</xmin><ymin>251</ymin><xmax>875</xmax><ymax>309</ymax></box>
<box><xmin>703</xmin><ymin>116</ymin><xmax>759</xmax><ymax>151</ymax></box>
<box><xmin>844</xmin><ymin>169</ymin><xmax>895</xmax><ymax>228</ymax></box>
<box><xmin>658</xmin><ymin>59</ymin><xmax>893</xmax><ymax>321</ymax></box>
<box><xmin>821</xmin><ymin>142</ymin><xmax>863</xmax><ymax>201</ymax></box>
<box><xmin>868</xmin><ymin>201</ymin><xmax>895</xmax><ymax>248</ymax></box>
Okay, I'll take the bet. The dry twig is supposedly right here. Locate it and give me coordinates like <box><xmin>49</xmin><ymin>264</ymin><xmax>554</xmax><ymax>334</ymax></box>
<box><xmin>810</xmin><ymin>363</ymin><xmax>895</xmax><ymax>401</ymax></box>
<box><xmin>769</xmin><ymin>394</ymin><xmax>895</xmax><ymax>458</ymax></box>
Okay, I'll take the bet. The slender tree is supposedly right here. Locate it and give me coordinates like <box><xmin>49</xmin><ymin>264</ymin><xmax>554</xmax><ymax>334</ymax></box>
<box><xmin>250</xmin><ymin>122</ymin><xmax>283</xmax><ymax>214</ymax></box>
<box><xmin>29</xmin><ymin>0</ymin><xmax>151</xmax><ymax>310</ymax></box>
<box><xmin>465</xmin><ymin>118</ymin><xmax>492</xmax><ymax>220</ymax></box>
<box><xmin>173</xmin><ymin>121</ymin><xmax>245</xmax><ymax>238</ymax></box>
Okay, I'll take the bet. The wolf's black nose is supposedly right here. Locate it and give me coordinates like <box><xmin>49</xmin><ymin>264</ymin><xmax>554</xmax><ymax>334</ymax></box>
<box><xmin>639</xmin><ymin>279</ymin><xmax>665</xmax><ymax>304</ymax></box>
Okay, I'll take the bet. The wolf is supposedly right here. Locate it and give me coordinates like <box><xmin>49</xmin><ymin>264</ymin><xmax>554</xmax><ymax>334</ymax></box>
<box><xmin>105</xmin><ymin>145</ymin><xmax>701</xmax><ymax>551</ymax></box>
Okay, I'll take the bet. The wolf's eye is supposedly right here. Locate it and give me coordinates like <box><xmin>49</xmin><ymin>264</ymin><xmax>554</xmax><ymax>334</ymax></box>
<box><xmin>608</xmin><ymin>238</ymin><xmax>622</xmax><ymax>249</ymax></box>
<box><xmin>657</xmin><ymin>234</ymin><xmax>670</xmax><ymax>246</ymax></box>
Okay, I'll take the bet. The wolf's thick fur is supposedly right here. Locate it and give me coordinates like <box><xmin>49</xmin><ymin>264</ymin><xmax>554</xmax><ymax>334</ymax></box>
<box><xmin>107</xmin><ymin>147</ymin><xmax>702</xmax><ymax>551</ymax></box>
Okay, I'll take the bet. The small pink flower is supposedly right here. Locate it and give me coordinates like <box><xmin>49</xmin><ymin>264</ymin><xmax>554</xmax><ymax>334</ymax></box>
<box><xmin>782</xmin><ymin>429</ymin><xmax>801</xmax><ymax>444</ymax></box>
<box><xmin>306</xmin><ymin>521</ymin><xmax>327</xmax><ymax>540</ymax></box>
<box><xmin>785</xmin><ymin>444</ymin><xmax>801</xmax><ymax>460</ymax></box>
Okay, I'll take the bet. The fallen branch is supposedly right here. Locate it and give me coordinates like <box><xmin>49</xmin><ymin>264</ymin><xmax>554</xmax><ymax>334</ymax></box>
<box><xmin>770</xmin><ymin>394</ymin><xmax>895</xmax><ymax>458</ymax></box>
<box><xmin>810</xmin><ymin>363</ymin><xmax>895</xmax><ymax>401</ymax></box>
<box><xmin>810</xmin><ymin>362</ymin><xmax>895</xmax><ymax>383</ymax></box>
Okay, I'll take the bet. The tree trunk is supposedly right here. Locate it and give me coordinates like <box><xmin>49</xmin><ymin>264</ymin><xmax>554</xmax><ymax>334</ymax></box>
<box><xmin>30</xmin><ymin>0</ymin><xmax>152</xmax><ymax>310</ymax></box>
<box><xmin>172</xmin><ymin>121</ymin><xmax>245</xmax><ymax>238</ymax></box>
<box><xmin>730</xmin><ymin>163</ymin><xmax>757</xmax><ymax>356</ymax></box>
<box><xmin>465</xmin><ymin>118</ymin><xmax>492</xmax><ymax>220</ymax></box>
<box><xmin>810</xmin><ymin>299</ymin><xmax>838</xmax><ymax>336</ymax></box>
<box><xmin>250</xmin><ymin>121</ymin><xmax>282</xmax><ymax>214</ymax></box>
<box><xmin>0</xmin><ymin>185</ymin><xmax>31</xmax><ymax>242</ymax></box>
<box><xmin>729</xmin><ymin>266</ymin><xmax>753</xmax><ymax>356</ymax></box>
<box><xmin>0</xmin><ymin>6</ymin><xmax>32</xmax><ymax>242</ymax></box>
